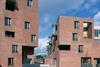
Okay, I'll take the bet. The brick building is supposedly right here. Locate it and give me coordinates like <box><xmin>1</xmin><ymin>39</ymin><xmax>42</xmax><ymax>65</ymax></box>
<box><xmin>0</xmin><ymin>0</ymin><xmax>38</xmax><ymax>67</ymax></box>
<box><xmin>46</xmin><ymin>16</ymin><xmax>100</xmax><ymax>67</ymax></box>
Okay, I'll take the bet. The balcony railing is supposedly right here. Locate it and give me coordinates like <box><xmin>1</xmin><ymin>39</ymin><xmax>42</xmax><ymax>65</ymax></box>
<box><xmin>81</xmin><ymin>63</ymin><xmax>93</xmax><ymax>67</ymax></box>
<box><xmin>23</xmin><ymin>64</ymin><xmax>40</xmax><ymax>67</ymax></box>
<box><xmin>96</xmin><ymin>64</ymin><xmax>100</xmax><ymax>67</ymax></box>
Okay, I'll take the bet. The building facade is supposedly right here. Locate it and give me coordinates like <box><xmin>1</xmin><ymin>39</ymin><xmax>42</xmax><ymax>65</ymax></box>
<box><xmin>0</xmin><ymin>0</ymin><xmax>38</xmax><ymax>67</ymax></box>
<box><xmin>46</xmin><ymin>16</ymin><xmax>100</xmax><ymax>67</ymax></box>
<box><xmin>94</xmin><ymin>25</ymin><xmax>100</xmax><ymax>40</ymax></box>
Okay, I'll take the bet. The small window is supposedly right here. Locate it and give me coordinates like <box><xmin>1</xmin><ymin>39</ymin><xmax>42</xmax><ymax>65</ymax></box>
<box><xmin>94</xmin><ymin>29</ymin><xmax>99</xmax><ymax>37</ymax></box>
<box><xmin>31</xmin><ymin>35</ymin><xmax>36</xmax><ymax>42</ymax></box>
<box><xmin>72</xmin><ymin>33</ymin><xmax>78</xmax><ymax>41</ymax></box>
<box><xmin>8</xmin><ymin>58</ymin><xmax>14</xmax><ymax>65</ymax></box>
<box><xmin>58</xmin><ymin>45</ymin><xmax>71</xmax><ymax>51</ymax></box>
<box><xmin>27</xmin><ymin>0</ymin><xmax>33</xmax><ymax>7</ymax></box>
<box><xmin>5</xmin><ymin>17</ymin><xmax>12</xmax><ymax>26</ymax></box>
<box><xmin>74</xmin><ymin>21</ymin><xmax>79</xmax><ymax>29</ymax></box>
<box><xmin>5</xmin><ymin>31</ymin><xmax>15</xmax><ymax>37</ymax></box>
<box><xmin>12</xmin><ymin>45</ymin><xmax>18</xmax><ymax>53</ymax></box>
<box><xmin>25</xmin><ymin>21</ymin><xmax>30</xmax><ymax>29</ymax></box>
<box><xmin>78</xmin><ymin>45</ymin><xmax>83</xmax><ymax>53</ymax></box>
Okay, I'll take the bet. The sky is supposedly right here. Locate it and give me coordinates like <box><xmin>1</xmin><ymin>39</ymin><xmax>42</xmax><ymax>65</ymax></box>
<box><xmin>34</xmin><ymin>0</ymin><xmax>100</xmax><ymax>55</ymax></box>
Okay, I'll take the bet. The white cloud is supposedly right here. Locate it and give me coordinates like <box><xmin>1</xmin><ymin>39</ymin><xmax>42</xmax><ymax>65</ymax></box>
<box><xmin>94</xmin><ymin>11</ymin><xmax>100</xmax><ymax>24</ymax></box>
<box><xmin>35</xmin><ymin>37</ymin><xmax>49</xmax><ymax>55</ymax></box>
<box><xmin>38</xmin><ymin>37</ymin><xmax>49</xmax><ymax>48</ymax></box>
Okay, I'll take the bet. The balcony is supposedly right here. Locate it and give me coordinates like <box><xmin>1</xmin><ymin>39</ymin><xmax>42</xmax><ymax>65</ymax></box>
<box><xmin>96</xmin><ymin>64</ymin><xmax>100</xmax><ymax>67</ymax></box>
<box><xmin>81</xmin><ymin>63</ymin><xmax>93</xmax><ymax>67</ymax></box>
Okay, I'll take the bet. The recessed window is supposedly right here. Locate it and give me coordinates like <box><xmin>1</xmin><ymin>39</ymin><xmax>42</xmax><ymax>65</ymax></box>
<box><xmin>27</xmin><ymin>0</ymin><xmax>33</xmax><ymax>7</ymax></box>
<box><xmin>81</xmin><ymin>57</ymin><xmax>91</xmax><ymax>64</ymax></box>
<box><xmin>78</xmin><ymin>45</ymin><xmax>83</xmax><ymax>53</ymax></box>
<box><xmin>12</xmin><ymin>45</ymin><xmax>18</xmax><ymax>53</ymax></box>
<box><xmin>8</xmin><ymin>58</ymin><xmax>14</xmax><ymax>66</ymax></box>
<box><xmin>74</xmin><ymin>21</ymin><xmax>79</xmax><ymax>29</ymax></box>
<box><xmin>5</xmin><ymin>17</ymin><xmax>12</xmax><ymax>26</ymax></box>
<box><xmin>31</xmin><ymin>35</ymin><xmax>36</xmax><ymax>42</ymax></box>
<box><xmin>58</xmin><ymin>45</ymin><xmax>71</xmax><ymax>51</ymax></box>
<box><xmin>24</xmin><ymin>21</ymin><xmax>30</xmax><ymax>29</ymax></box>
<box><xmin>5</xmin><ymin>31</ymin><xmax>15</xmax><ymax>37</ymax></box>
<box><xmin>72</xmin><ymin>33</ymin><xmax>78</xmax><ymax>41</ymax></box>
<box><xmin>94</xmin><ymin>29</ymin><xmax>99</xmax><ymax>37</ymax></box>
<box><xmin>6</xmin><ymin>0</ymin><xmax>18</xmax><ymax>11</ymax></box>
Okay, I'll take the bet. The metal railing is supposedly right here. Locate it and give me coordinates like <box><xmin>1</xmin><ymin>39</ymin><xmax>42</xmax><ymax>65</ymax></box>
<box><xmin>81</xmin><ymin>63</ymin><xmax>93</xmax><ymax>67</ymax></box>
<box><xmin>96</xmin><ymin>64</ymin><xmax>100</xmax><ymax>67</ymax></box>
<box><xmin>40</xmin><ymin>64</ymin><xmax>56</xmax><ymax>67</ymax></box>
<box><xmin>23</xmin><ymin>64</ymin><xmax>40</xmax><ymax>67</ymax></box>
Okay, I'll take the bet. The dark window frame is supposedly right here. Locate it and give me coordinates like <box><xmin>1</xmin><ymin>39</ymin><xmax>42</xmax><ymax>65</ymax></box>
<box><xmin>72</xmin><ymin>33</ymin><xmax>78</xmax><ymax>41</ymax></box>
<box><xmin>24</xmin><ymin>21</ymin><xmax>30</xmax><ymax>29</ymax></box>
<box><xmin>31</xmin><ymin>35</ymin><xmax>36</xmax><ymax>42</ymax></box>
<box><xmin>8</xmin><ymin>58</ymin><xmax>14</xmax><ymax>66</ymax></box>
<box><xmin>5</xmin><ymin>17</ymin><xmax>12</xmax><ymax>26</ymax></box>
<box><xmin>5</xmin><ymin>31</ymin><xmax>15</xmax><ymax>37</ymax></box>
<box><xmin>12</xmin><ymin>45</ymin><xmax>18</xmax><ymax>53</ymax></box>
<box><xmin>74</xmin><ymin>21</ymin><xmax>79</xmax><ymax>29</ymax></box>
<box><xmin>27</xmin><ymin>0</ymin><xmax>33</xmax><ymax>7</ymax></box>
<box><xmin>78</xmin><ymin>45</ymin><xmax>83</xmax><ymax>53</ymax></box>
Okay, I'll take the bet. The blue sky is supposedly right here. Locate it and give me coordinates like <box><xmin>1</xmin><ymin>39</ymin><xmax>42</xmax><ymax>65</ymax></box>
<box><xmin>35</xmin><ymin>0</ymin><xmax>100</xmax><ymax>55</ymax></box>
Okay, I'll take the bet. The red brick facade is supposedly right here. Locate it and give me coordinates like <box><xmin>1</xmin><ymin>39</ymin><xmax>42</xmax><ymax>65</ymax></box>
<box><xmin>0</xmin><ymin>0</ymin><xmax>38</xmax><ymax>67</ymax></box>
<box><xmin>46</xmin><ymin>16</ymin><xmax>100</xmax><ymax>67</ymax></box>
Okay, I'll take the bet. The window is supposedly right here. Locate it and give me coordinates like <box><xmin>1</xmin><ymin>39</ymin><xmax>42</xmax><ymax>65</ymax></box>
<box><xmin>12</xmin><ymin>45</ymin><xmax>18</xmax><ymax>53</ymax></box>
<box><xmin>94</xmin><ymin>58</ymin><xmax>100</xmax><ymax>64</ymax></box>
<box><xmin>8</xmin><ymin>58</ymin><xmax>14</xmax><ymax>65</ymax></box>
<box><xmin>25</xmin><ymin>21</ymin><xmax>30</xmax><ymax>29</ymax></box>
<box><xmin>94</xmin><ymin>29</ymin><xmax>99</xmax><ymax>37</ymax></box>
<box><xmin>78</xmin><ymin>45</ymin><xmax>83</xmax><ymax>53</ymax></box>
<box><xmin>5</xmin><ymin>17</ymin><xmax>12</xmax><ymax>26</ymax></box>
<box><xmin>31</xmin><ymin>35</ymin><xmax>36</xmax><ymax>41</ymax></box>
<box><xmin>6</xmin><ymin>0</ymin><xmax>18</xmax><ymax>11</ymax></box>
<box><xmin>5</xmin><ymin>31</ymin><xmax>15</xmax><ymax>37</ymax></box>
<box><xmin>81</xmin><ymin>57</ymin><xmax>91</xmax><ymax>64</ymax></box>
<box><xmin>72</xmin><ymin>33</ymin><xmax>78</xmax><ymax>41</ymax></box>
<box><xmin>58</xmin><ymin>45</ymin><xmax>71</xmax><ymax>51</ymax></box>
<box><xmin>27</xmin><ymin>0</ymin><xmax>33</xmax><ymax>7</ymax></box>
<box><xmin>74</xmin><ymin>21</ymin><xmax>79</xmax><ymax>29</ymax></box>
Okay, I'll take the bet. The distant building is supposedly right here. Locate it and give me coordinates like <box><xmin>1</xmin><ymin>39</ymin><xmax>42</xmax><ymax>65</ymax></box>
<box><xmin>45</xmin><ymin>16</ymin><xmax>100</xmax><ymax>67</ymax></box>
<box><xmin>94</xmin><ymin>25</ymin><xmax>100</xmax><ymax>40</ymax></box>
<box><xmin>0</xmin><ymin>0</ymin><xmax>38</xmax><ymax>67</ymax></box>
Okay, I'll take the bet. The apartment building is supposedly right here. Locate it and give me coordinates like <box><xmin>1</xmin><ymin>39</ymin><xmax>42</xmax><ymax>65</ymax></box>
<box><xmin>46</xmin><ymin>16</ymin><xmax>100</xmax><ymax>67</ymax></box>
<box><xmin>94</xmin><ymin>25</ymin><xmax>100</xmax><ymax>40</ymax></box>
<box><xmin>0</xmin><ymin>0</ymin><xmax>38</xmax><ymax>67</ymax></box>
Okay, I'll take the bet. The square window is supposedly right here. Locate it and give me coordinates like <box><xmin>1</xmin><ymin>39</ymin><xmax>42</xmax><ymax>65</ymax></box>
<box><xmin>5</xmin><ymin>17</ymin><xmax>12</xmax><ymax>26</ymax></box>
<box><xmin>25</xmin><ymin>21</ymin><xmax>30</xmax><ymax>29</ymax></box>
<box><xmin>8</xmin><ymin>58</ymin><xmax>14</xmax><ymax>65</ymax></box>
<box><xmin>27</xmin><ymin>0</ymin><xmax>33</xmax><ymax>7</ymax></box>
<box><xmin>12</xmin><ymin>45</ymin><xmax>18</xmax><ymax>53</ymax></box>
<box><xmin>72</xmin><ymin>33</ymin><xmax>78</xmax><ymax>41</ymax></box>
<box><xmin>31</xmin><ymin>35</ymin><xmax>36</xmax><ymax>42</ymax></box>
<box><xmin>6</xmin><ymin>0</ymin><xmax>17</xmax><ymax>11</ymax></box>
